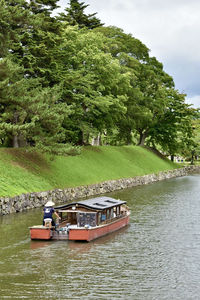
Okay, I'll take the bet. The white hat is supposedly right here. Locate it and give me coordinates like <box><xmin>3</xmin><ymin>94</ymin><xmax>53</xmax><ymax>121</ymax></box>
<box><xmin>45</xmin><ymin>201</ymin><xmax>55</xmax><ymax>207</ymax></box>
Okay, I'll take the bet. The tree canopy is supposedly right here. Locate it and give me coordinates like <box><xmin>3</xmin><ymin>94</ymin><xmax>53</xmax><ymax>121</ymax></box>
<box><xmin>0</xmin><ymin>0</ymin><xmax>199</xmax><ymax>157</ymax></box>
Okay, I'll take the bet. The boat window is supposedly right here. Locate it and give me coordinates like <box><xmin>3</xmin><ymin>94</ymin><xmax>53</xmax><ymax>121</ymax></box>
<box><xmin>106</xmin><ymin>209</ymin><xmax>110</xmax><ymax>219</ymax></box>
<box><xmin>77</xmin><ymin>212</ymin><xmax>97</xmax><ymax>227</ymax></box>
<box><xmin>98</xmin><ymin>212</ymin><xmax>101</xmax><ymax>224</ymax></box>
<box><xmin>117</xmin><ymin>206</ymin><xmax>121</xmax><ymax>215</ymax></box>
<box><xmin>101</xmin><ymin>214</ymin><xmax>106</xmax><ymax>221</ymax></box>
<box><xmin>110</xmin><ymin>208</ymin><xmax>114</xmax><ymax>218</ymax></box>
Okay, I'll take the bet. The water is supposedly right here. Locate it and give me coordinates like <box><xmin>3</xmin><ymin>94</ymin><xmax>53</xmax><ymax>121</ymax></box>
<box><xmin>1</xmin><ymin>175</ymin><xmax>200</xmax><ymax>299</ymax></box>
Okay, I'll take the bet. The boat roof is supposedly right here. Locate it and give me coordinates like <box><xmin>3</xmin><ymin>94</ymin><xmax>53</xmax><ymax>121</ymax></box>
<box><xmin>55</xmin><ymin>196</ymin><xmax>126</xmax><ymax>211</ymax></box>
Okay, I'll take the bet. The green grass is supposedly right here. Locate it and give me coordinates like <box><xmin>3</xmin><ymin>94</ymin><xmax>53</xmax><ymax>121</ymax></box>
<box><xmin>0</xmin><ymin>146</ymin><xmax>179</xmax><ymax>197</ymax></box>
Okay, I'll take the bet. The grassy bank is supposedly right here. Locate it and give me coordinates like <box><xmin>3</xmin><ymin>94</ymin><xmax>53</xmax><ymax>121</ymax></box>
<box><xmin>0</xmin><ymin>146</ymin><xmax>179</xmax><ymax>197</ymax></box>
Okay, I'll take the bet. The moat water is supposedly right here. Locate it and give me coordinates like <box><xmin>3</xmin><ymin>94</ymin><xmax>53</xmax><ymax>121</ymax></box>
<box><xmin>1</xmin><ymin>174</ymin><xmax>200</xmax><ymax>299</ymax></box>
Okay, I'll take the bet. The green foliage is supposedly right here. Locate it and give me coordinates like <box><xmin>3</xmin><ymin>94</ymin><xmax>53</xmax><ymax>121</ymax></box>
<box><xmin>193</xmin><ymin>117</ymin><xmax>200</xmax><ymax>152</ymax></box>
<box><xmin>181</xmin><ymin>114</ymin><xmax>200</xmax><ymax>163</ymax></box>
<box><xmin>95</xmin><ymin>26</ymin><xmax>149</xmax><ymax>61</ymax></box>
<box><xmin>147</xmin><ymin>90</ymin><xmax>199</xmax><ymax>156</ymax></box>
<box><xmin>28</xmin><ymin>0</ymin><xmax>59</xmax><ymax>14</ymax></box>
<box><xmin>59</xmin><ymin>0</ymin><xmax>103</xmax><ymax>29</ymax></box>
<box><xmin>97</xmin><ymin>25</ymin><xmax>196</xmax><ymax>156</ymax></box>
<box><xmin>0</xmin><ymin>0</ymin><xmax>30</xmax><ymax>57</ymax></box>
<box><xmin>56</xmin><ymin>26</ymin><xmax>130</xmax><ymax>144</ymax></box>
<box><xmin>0</xmin><ymin>58</ymin><xmax>71</xmax><ymax>153</ymax></box>
<box><xmin>0</xmin><ymin>0</ymin><xmax>196</xmax><ymax>157</ymax></box>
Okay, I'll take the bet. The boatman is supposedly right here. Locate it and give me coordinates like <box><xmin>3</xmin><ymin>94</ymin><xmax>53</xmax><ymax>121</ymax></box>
<box><xmin>43</xmin><ymin>200</ymin><xmax>60</xmax><ymax>227</ymax></box>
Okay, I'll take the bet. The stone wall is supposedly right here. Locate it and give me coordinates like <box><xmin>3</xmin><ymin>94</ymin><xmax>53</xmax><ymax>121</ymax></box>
<box><xmin>0</xmin><ymin>165</ymin><xmax>200</xmax><ymax>215</ymax></box>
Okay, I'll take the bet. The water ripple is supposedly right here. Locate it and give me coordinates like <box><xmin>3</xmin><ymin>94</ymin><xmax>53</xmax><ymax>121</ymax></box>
<box><xmin>1</xmin><ymin>175</ymin><xmax>200</xmax><ymax>299</ymax></box>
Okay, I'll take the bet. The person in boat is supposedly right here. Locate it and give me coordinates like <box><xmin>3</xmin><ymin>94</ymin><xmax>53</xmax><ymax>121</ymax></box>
<box><xmin>43</xmin><ymin>201</ymin><xmax>60</xmax><ymax>227</ymax></box>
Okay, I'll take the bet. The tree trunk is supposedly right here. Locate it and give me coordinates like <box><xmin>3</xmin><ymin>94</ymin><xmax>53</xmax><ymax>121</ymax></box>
<box><xmin>91</xmin><ymin>133</ymin><xmax>101</xmax><ymax>146</ymax></box>
<box><xmin>126</xmin><ymin>129</ymin><xmax>132</xmax><ymax>145</ymax></box>
<box><xmin>77</xmin><ymin>130</ymin><xmax>84</xmax><ymax>145</ymax></box>
<box><xmin>171</xmin><ymin>155</ymin><xmax>174</xmax><ymax>162</ymax></box>
<box><xmin>190</xmin><ymin>150</ymin><xmax>195</xmax><ymax>165</ymax></box>
<box><xmin>85</xmin><ymin>133</ymin><xmax>90</xmax><ymax>145</ymax></box>
<box><xmin>12</xmin><ymin>135</ymin><xmax>19</xmax><ymax>148</ymax></box>
<box><xmin>12</xmin><ymin>134</ymin><xmax>27</xmax><ymax>148</ymax></box>
<box><xmin>137</xmin><ymin>131</ymin><xmax>147</xmax><ymax>146</ymax></box>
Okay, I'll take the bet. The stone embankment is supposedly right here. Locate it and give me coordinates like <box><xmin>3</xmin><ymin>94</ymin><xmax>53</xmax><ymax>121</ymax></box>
<box><xmin>0</xmin><ymin>165</ymin><xmax>200</xmax><ymax>215</ymax></box>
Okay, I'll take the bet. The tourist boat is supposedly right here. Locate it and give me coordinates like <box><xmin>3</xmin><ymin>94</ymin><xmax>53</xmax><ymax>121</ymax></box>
<box><xmin>30</xmin><ymin>196</ymin><xmax>130</xmax><ymax>242</ymax></box>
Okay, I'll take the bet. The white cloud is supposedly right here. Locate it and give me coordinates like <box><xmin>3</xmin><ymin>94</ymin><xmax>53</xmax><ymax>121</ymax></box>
<box><xmin>186</xmin><ymin>95</ymin><xmax>200</xmax><ymax>109</ymax></box>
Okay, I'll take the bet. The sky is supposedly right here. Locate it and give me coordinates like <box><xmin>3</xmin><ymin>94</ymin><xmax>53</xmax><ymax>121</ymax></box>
<box><xmin>57</xmin><ymin>0</ymin><xmax>200</xmax><ymax>109</ymax></box>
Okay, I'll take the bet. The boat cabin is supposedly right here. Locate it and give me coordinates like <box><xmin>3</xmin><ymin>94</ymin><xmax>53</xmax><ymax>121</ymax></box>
<box><xmin>55</xmin><ymin>196</ymin><xmax>127</xmax><ymax>228</ymax></box>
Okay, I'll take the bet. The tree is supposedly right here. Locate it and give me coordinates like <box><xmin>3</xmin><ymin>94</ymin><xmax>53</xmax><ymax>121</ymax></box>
<box><xmin>0</xmin><ymin>0</ymin><xmax>73</xmax><ymax>154</ymax></box>
<box><xmin>181</xmin><ymin>113</ymin><xmax>200</xmax><ymax>163</ymax></box>
<box><xmin>0</xmin><ymin>0</ymin><xmax>30</xmax><ymax>58</ymax></box>
<box><xmin>96</xmin><ymin>26</ymin><xmax>176</xmax><ymax>146</ymax></box>
<box><xmin>59</xmin><ymin>0</ymin><xmax>103</xmax><ymax>29</ymax></box>
<box><xmin>95</xmin><ymin>26</ymin><xmax>149</xmax><ymax>61</ymax></box>
<box><xmin>146</xmin><ymin>89</ymin><xmax>198</xmax><ymax>157</ymax></box>
<box><xmin>55</xmin><ymin>27</ymin><xmax>130</xmax><ymax>144</ymax></box>
<box><xmin>96</xmin><ymin>25</ymin><xmax>197</xmax><ymax>156</ymax></box>
<box><xmin>1</xmin><ymin>1</ymin><xmax>195</xmax><ymax>156</ymax></box>
<box><xmin>0</xmin><ymin>58</ymin><xmax>70</xmax><ymax>153</ymax></box>
<box><xmin>192</xmin><ymin>116</ymin><xmax>200</xmax><ymax>157</ymax></box>
<box><xmin>1</xmin><ymin>0</ymin><xmax>62</xmax><ymax>87</ymax></box>
<box><xmin>28</xmin><ymin>0</ymin><xmax>59</xmax><ymax>14</ymax></box>
<box><xmin>94</xmin><ymin>26</ymin><xmax>148</xmax><ymax>145</ymax></box>
<box><xmin>132</xmin><ymin>57</ymin><xmax>175</xmax><ymax>146</ymax></box>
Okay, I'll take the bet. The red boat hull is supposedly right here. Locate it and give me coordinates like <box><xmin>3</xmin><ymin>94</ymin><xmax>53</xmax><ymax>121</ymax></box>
<box><xmin>30</xmin><ymin>227</ymin><xmax>52</xmax><ymax>240</ymax></box>
<box><xmin>30</xmin><ymin>214</ymin><xmax>130</xmax><ymax>242</ymax></box>
<box><xmin>69</xmin><ymin>214</ymin><xmax>130</xmax><ymax>242</ymax></box>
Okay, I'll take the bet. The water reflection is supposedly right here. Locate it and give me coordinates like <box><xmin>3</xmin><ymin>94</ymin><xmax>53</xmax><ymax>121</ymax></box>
<box><xmin>1</xmin><ymin>175</ymin><xmax>200</xmax><ymax>299</ymax></box>
<box><xmin>30</xmin><ymin>240</ymin><xmax>51</xmax><ymax>250</ymax></box>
